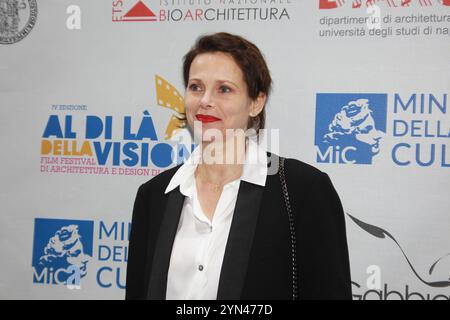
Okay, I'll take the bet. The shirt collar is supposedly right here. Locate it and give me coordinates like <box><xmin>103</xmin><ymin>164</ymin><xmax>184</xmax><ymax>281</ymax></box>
<box><xmin>164</xmin><ymin>137</ymin><xmax>268</xmax><ymax>196</ymax></box>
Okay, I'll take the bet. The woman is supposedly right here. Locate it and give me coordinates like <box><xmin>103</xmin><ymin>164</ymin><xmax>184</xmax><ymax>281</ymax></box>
<box><xmin>126</xmin><ymin>32</ymin><xmax>352</xmax><ymax>300</ymax></box>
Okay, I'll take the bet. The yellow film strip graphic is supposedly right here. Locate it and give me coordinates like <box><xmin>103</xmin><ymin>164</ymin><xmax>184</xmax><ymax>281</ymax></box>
<box><xmin>155</xmin><ymin>75</ymin><xmax>187</xmax><ymax>140</ymax></box>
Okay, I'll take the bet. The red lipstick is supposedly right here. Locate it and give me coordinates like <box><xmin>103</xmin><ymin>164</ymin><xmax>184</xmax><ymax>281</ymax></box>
<box><xmin>195</xmin><ymin>114</ymin><xmax>221</xmax><ymax>123</ymax></box>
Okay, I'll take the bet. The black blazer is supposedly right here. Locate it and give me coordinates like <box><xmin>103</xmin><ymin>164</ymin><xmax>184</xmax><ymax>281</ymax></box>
<box><xmin>125</xmin><ymin>152</ymin><xmax>352</xmax><ymax>300</ymax></box>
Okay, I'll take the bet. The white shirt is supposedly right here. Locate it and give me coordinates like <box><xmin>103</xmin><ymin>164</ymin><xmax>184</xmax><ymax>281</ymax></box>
<box><xmin>164</xmin><ymin>137</ymin><xmax>268</xmax><ymax>300</ymax></box>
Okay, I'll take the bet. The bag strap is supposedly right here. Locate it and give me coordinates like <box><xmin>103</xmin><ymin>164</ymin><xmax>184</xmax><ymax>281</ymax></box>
<box><xmin>279</xmin><ymin>156</ymin><xmax>299</xmax><ymax>300</ymax></box>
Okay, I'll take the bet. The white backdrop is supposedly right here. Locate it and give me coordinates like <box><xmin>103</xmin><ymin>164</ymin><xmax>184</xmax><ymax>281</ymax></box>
<box><xmin>0</xmin><ymin>0</ymin><xmax>449</xmax><ymax>299</ymax></box>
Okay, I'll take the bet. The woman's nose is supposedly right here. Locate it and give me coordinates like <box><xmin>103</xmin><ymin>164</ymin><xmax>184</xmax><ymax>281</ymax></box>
<box><xmin>199</xmin><ymin>90</ymin><xmax>214</xmax><ymax>108</ymax></box>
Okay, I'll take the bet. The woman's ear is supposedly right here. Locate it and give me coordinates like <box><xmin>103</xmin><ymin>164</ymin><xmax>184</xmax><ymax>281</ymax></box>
<box><xmin>249</xmin><ymin>92</ymin><xmax>267</xmax><ymax>117</ymax></box>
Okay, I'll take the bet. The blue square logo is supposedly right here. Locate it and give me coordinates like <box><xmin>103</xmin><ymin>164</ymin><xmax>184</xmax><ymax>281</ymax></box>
<box><xmin>32</xmin><ymin>218</ymin><xmax>94</xmax><ymax>285</ymax></box>
<box><xmin>315</xmin><ymin>93</ymin><xmax>388</xmax><ymax>164</ymax></box>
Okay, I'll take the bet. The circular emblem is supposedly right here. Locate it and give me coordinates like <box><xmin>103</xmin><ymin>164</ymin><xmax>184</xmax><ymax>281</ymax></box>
<box><xmin>0</xmin><ymin>0</ymin><xmax>37</xmax><ymax>45</ymax></box>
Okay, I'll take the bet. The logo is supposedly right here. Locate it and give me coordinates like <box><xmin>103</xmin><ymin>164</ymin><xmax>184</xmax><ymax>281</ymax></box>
<box><xmin>32</xmin><ymin>218</ymin><xmax>94</xmax><ymax>286</ymax></box>
<box><xmin>347</xmin><ymin>213</ymin><xmax>450</xmax><ymax>288</ymax></box>
<box><xmin>112</xmin><ymin>0</ymin><xmax>157</xmax><ymax>22</ymax></box>
<box><xmin>112</xmin><ymin>0</ymin><xmax>292</xmax><ymax>23</ymax></box>
<box><xmin>315</xmin><ymin>93</ymin><xmax>387</xmax><ymax>164</ymax></box>
<box><xmin>0</xmin><ymin>0</ymin><xmax>37</xmax><ymax>44</ymax></box>
<box><xmin>39</xmin><ymin>74</ymin><xmax>192</xmax><ymax>176</ymax></box>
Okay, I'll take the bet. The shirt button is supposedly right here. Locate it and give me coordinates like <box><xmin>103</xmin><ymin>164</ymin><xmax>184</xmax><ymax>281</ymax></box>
<box><xmin>198</xmin><ymin>265</ymin><xmax>204</xmax><ymax>271</ymax></box>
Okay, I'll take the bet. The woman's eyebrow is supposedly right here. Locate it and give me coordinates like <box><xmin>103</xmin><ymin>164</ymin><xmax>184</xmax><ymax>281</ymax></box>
<box><xmin>188</xmin><ymin>78</ymin><xmax>240</xmax><ymax>89</ymax></box>
<box><xmin>217</xmin><ymin>79</ymin><xmax>239</xmax><ymax>89</ymax></box>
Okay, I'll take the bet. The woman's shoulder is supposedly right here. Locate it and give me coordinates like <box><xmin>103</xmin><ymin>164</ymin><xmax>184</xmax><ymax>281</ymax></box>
<box><xmin>286</xmin><ymin>157</ymin><xmax>328</xmax><ymax>181</ymax></box>
<box><xmin>268</xmin><ymin>151</ymin><xmax>329</xmax><ymax>184</ymax></box>
<box><xmin>270</xmin><ymin>153</ymin><xmax>342</xmax><ymax>211</ymax></box>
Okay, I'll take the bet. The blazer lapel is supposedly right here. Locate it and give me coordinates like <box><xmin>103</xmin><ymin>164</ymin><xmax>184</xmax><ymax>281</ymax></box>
<box><xmin>147</xmin><ymin>187</ymin><xmax>185</xmax><ymax>299</ymax></box>
<box><xmin>147</xmin><ymin>152</ymin><xmax>274</xmax><ymax>300</ymax></box>
<box><xmin>216</xmin><ymin>180</ymin><xmax>265</xmax><ymax>299</ymax></box>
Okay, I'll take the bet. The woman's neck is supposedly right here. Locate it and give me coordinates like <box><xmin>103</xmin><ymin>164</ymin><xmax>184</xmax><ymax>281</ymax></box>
<box><xmin>196</xmin><ymin>136</ymin><xmax>247</xmax><ymax>184</ymax></box>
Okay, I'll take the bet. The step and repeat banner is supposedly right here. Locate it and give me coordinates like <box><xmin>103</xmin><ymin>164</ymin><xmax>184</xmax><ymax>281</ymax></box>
<box><xmin>0</xmin><ymin>0</ymin><xmax>449</xmax><ymax>300</ymax></box>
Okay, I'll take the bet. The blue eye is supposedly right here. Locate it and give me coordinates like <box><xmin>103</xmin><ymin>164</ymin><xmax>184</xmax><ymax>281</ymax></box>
<box><xmin>189</xmin><ymin>84</ymin><xmax>201</xmax><ymax>92</ymax></box>
<box><xmin>219</xmin><ymin>85</ymin><xmax>231</xmax><ymax>93</ymax></box>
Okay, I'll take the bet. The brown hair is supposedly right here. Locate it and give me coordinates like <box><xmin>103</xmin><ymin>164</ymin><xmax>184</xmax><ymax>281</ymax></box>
<box><xmin>182</xmin><ymin>32</ymin><xmax>272</xmax><ymax>137</ymax></box>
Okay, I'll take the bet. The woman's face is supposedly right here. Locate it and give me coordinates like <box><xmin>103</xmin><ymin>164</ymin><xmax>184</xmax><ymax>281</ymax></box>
<box><xmin>184</xmin><ymin>52</ymin><xmax>265</xmax><ymax>143</ymax></box>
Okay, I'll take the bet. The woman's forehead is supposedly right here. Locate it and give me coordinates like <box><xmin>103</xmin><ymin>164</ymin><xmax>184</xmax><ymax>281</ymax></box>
<box><xmin>189</xmin><ymin>52</ymin><xmax>244</xmax><ymax>82</ymax></box>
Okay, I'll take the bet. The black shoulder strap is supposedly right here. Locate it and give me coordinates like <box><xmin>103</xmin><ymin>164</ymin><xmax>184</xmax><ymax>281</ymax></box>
<box><xmin>279</xmin><ymin>157</ymin><xmax>299</xmax><ymax>300</ymax></box>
